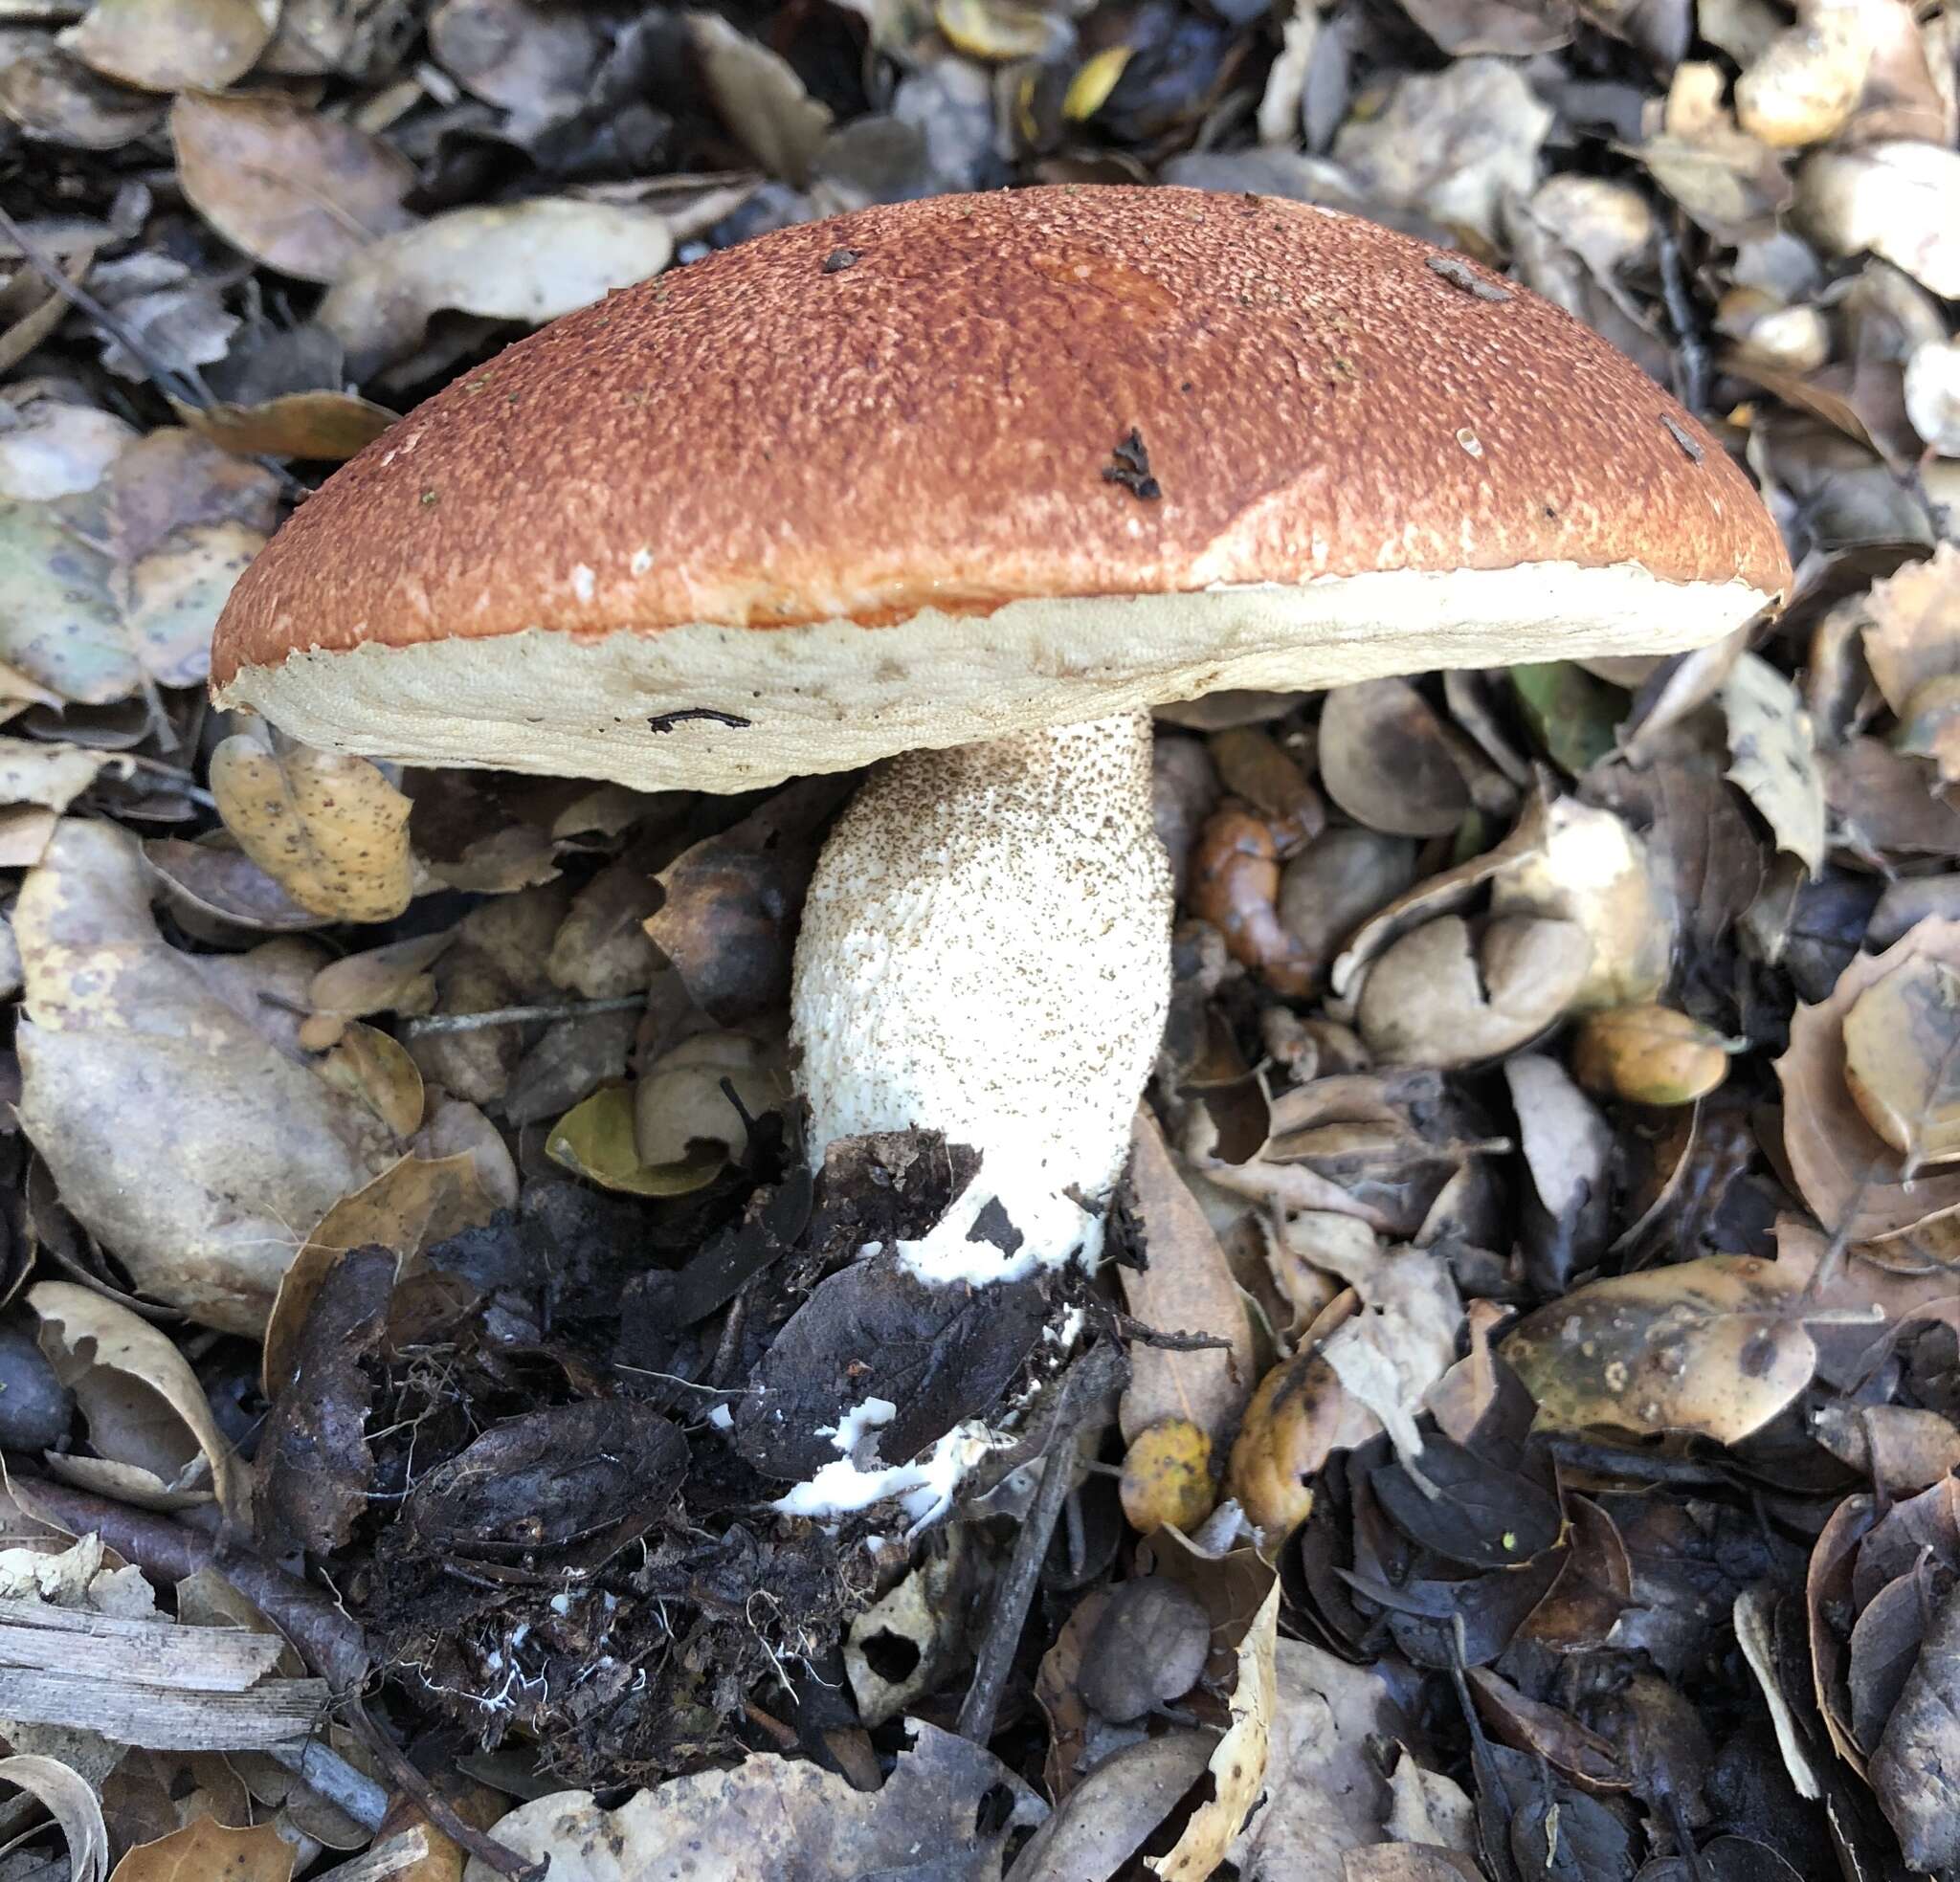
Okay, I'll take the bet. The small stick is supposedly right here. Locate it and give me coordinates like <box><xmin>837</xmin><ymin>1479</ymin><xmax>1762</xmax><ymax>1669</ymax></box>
<box><xmin>955</xmin><ymin>1342</ymin><xmax>1126</xmax><ymax>1745</ymax></box>
<box><xmin>399</xmin><ymin>994</ymin><xmax>645</xmax><ymax>1037</ymax></box>
<box><xmin>352</xmin><ymin>1701</ymin><xmax>545</xmax><ymax>1882</ymax></box>
<box><xmin>266</xmin><ymin>1737</ymin><xmax>390</xmax><ymax>1831</ymax></box>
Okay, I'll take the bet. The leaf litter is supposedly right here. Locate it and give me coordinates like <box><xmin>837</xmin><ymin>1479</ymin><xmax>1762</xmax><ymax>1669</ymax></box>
<box><xmin>2</xmin><ymin>2</ymin><xmax>1960</xmax><ymax>1879</ymax></box>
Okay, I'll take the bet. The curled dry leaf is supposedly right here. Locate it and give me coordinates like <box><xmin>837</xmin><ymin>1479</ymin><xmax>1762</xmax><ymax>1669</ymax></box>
<box><xmin>170</xmin><ymin>92</ymin><xmax>419</xmax><ymax>285</ymax></box>
<box><xmin>1278</xmin><ymin>827</ymin><xmax>1419</xmax><ymax>984</ymax></box>
<box><xmin>687</xmin><ymin>11</ymin><xmax>835</xmax><ymax>186</ymax></box>
<box><xmin>1488</xmin><ymin>796</ymin><xmax>1672</xmax><ymax>1010</ymax></box>
<box><xmin>312</xmin><ymin>1020</ymin><xmax>425</xmax><ymax>1138</ymax></box>
<box><xmin>1010</xmin><ymin>1733</ymin><xmax>1217</xmax><ymax>1882</ymax></box>
<box><xmin>301</xmin><ymin>928</ymin><xmax>453</xmax><ymax>1049</ymax></box>
<box><xmin>1120</xmin><ymin>1109</ymin><xmax>1256</xmax><ymax>1459</ymax></box>
<box><xmin>1330</xmin><ymin>791</ymin><xmax>1551</xmax><ymax>999</ymax></box>
<box><xmin>321</xmin><ymin>199</ymin><xmax>674</xmax><ymax>369</ymax></box>
<box><xmin>1813</xmin><ymin>1401</ymin><xmax>1960</xmax><ymax>1491</ymax></box>
<box><xmin>1840</xmin><ymin>953</ymin><xmax>1960</xmax><ymax>1167</ymax></box>
<box><xmin>1228</xmin><ymin>1323</ymin><xmax>1378</xmax><ymax>1539</ymax></box>
<box><xmin>635</xmin><ymin>1030</ymin><xmax>785</xmax><ymax>1166</ymax></box>
<box><xmin>1861</xmin><ymin>542</ymin><xmax>1960</xmax><ymax>779</ymax></box>
<box><xmin>0</xmin><ymin>428</ymin><xmax>278</xmax><ymax>705</ymax></box>
<box><xmin>1356</xmin><ymin>913</ymin><xmax>1591</xmax><ymax>1067</ymax></box>
<box><xmin>1722</xmin><ymin>653</ymin><xmax>1826</xmax><ymax>877</ymax></box>
<box><xmin>1571</xmin><ymin>1004</ymin><xmax>1730</xmax><ymax>1105</ymax></box>
<box><xmin>553</xmin><ymin>1084</ymin><xmax>724</xmax><ymax>1197</ymax></box>
<box><xmin>28</xmin><ymin>1280</ymin><xmax>240</xmax><ymax>1515</ymax></box>
<box><xmin>14</xmin><ymin>820</ymin><xmax>394</xmax><ymax>1333</ymax></box>
<box><xmin>1504</xmin><ymin>1253</ymin><xmax>1819</xmax><ymax>1442</ymax></box>
<box><xmin>59</xmin><ymin>0</ymin><xmax>278</xmax><ymax>93</ymax></box>
<box><xmin>261</xmin><ymin>1148</ymin><xmax>497</xmax><ymax>1392</ymax></box>
<box><xmin>1777</xmin><ymin>918</ymin><xmax>1960</xmax><ymax>1240</ymax></box>
<box><xmin>463</xmin><ymin>1722</ymin><xmax>1043</xmax><ymax>1882</ymax></box>
<box><xmin>1149</xmin><ymin>1578</ymin><xmax>1281</xmax><ymax>1881</ymax></box>
<box><xmin>1798</xmin><ymin>142</ymin><xmax>1960</xmax><ymax>297</ymax></box>
<box><xmin>0</xmin><ymin>1752</ymin><xmax>109</xmax><ymax>1882</ymax></box>
<box><xmin>211</xmin><ymin>737</ymin><xmax>413</xmax><ymax>924</ymax></box>
<box><xmin>1317</xmin><ymin>680</ymin><xmax>1471</xmax><ymax>838</ymax></box>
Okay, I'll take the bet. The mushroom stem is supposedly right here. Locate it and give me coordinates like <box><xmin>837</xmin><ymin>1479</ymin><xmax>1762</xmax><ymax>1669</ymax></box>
<box><xmin>791</xmin><ymin>711</ymin><xmax>1172</xmax><ymax>1282</ymax></box>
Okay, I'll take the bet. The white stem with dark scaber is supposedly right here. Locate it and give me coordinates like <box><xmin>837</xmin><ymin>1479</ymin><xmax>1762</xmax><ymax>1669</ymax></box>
<box><xmin>790</xmin><ymin>712</ymin><xmax>1172</xmax><ymax>1283</ymax></box>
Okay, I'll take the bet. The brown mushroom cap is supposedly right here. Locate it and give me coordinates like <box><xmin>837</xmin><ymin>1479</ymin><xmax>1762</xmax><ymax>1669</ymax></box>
<box><xmin>212</xmin><ymin>186</ymin><xmax>1791</xmax><ymax>793</ymax></box>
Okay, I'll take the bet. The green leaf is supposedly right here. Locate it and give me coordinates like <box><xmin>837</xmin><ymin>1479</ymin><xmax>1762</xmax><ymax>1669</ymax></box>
<box><xmin>1510</xmin><ymin>661</ymin><xmax>1625</xmax><ymax>777</ymax></box>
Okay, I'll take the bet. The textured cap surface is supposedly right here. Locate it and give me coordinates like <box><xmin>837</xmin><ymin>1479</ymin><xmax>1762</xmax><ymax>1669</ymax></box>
<box><xmin>212</xmin><ymin>186</ymin><xmax>1792</xmax><ymax>791</ymax></box>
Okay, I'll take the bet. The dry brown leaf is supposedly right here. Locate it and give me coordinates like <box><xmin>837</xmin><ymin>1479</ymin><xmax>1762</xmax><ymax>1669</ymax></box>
<box><xmin>0</xmin><ymin>41</ymin><xmax>166</xmax><ymax>149</ymax></box>
<box><xmin>462</xmin><ymin>1723</ymin><xmax>1043</xmax><ymax>1881</ymax></box>
<box><xmin>60</xmin><ymin>0</ymin><xmax>277</xmax><ymax>93</ymax></box>
<box><xmin>1343</xmin><ymin>1853</ymin><xmax>1485</xmax><ymax>1882</ymax></box>
<box><xmin>1862</xmin><ymin>543</ymin><xmax>1960</xmax><ymax>777</ymax></box>
<box><xmin>261</xmin><ymin>1149</ymin><xmax>497</xmax><ymax>1391</ymax></box>
<box><xmin>634</xmin><ymin>1030</ymin><xmax>785</xmax><ymax>1165</ymax></box>
<box><xmin>321</xmin><ymin>199</ymin><xmax>674</xmax><ymax>369</ymax></box>
<box><xmin>312</xmin><ymin>1019</ymin><xmax>426</xmax><ymax>1139</ymax></box>
<box><xmin>1571</xmin><ymin>1005</ymin><xmax>1730</xmax><ymax>1105</ymax></box>
<box><xmin>1312</xmin><ymin>1241</ymin><xmax>1461</xmax><ymax>1469</ymax></box>
<box><xmin>1150</xmin><ymin>1578</ymin><xmax>1280</xmax><ymax>1880</ymax></box>
<box><xmin>1330</xmin><ymin>58</ymin><xmax>1549</xmax><ymax>245</ymax></box>
<box><xmin>301</xmin><ymin>929</ymin><xmax>454</xmax><ymax>1048</ymax></box>
<box><xmin>211</xmin><ymin>737</ymin><xmax>413</xmax><ymax>923</ymax></box>
<box><xmin>175</xmin><ymin>390</ymin><xmax>398</xmax><ymax>463</ymax></box>
<box><xmin>0</xmin><ymin>428</ymin><xmax>278</xmax><ymax>705</ymax></box>
<box><xmin>1121</xmin><ymin>1109</ymin><xmax>1257</xmax><ymax>1453</ymax></box>
<box><xmin>1813</xmin><ymin>1402</ymin><xmax>1960</xmax><ymax>1491</ymax></box>
<box><xmin>1330</xmin><ymin>792</ymin><xmax>1552</xmax><ymax>999</ymax></box>
<box><xmin>1722</xmin><ymin>652</ymin><xmax>1826</xmax><ymax>875</ymax></box>
<box><xmin>555</xmin><ymin>1084</ymin><xmax>723</xmax><ymax>1198</ymax></box>
<box><xmin>1798</xmin><ymin>142</ymin><xmax>1960</xmax><ymax>296</ymax></box>
<box><xmin>1735</xmin><ymin>0</ymin><xmax>1873</xmax><ymax>145</ymax></box>
<box><xmin>14</xmin><ymin>820</ymin><xmax>395</xmax><ymax>1332</ymax></box>
<box><xmin>1869</xmin><ymin>1588</ymin><xmax>1960</xmax><ymax>1871</ymax></box>
<box><xmin>108</xmin><ymin>1817</ymin><xmax>294</xmax><ymax>1882</ymax></box>
<box><xmin>431</xmin><ymin>0</ymin><xmax>607</xmax><ymax>124</ymax></box>
<box><xmin>686</xmin><ymin>11</ymin><xmax>835</xmax><ymax>186</ymax></box>
<box><xmin>1778</xmin><ymin>918</ymin><xmax>1960</xmax><ymax>1240</ymax></box>
<box><xmin>0</xmin><ymin>738</ymin><xmax>114</xmax><ymax>812</ymax></box>
<box><xmin>28</xmin><ymin>1281</ymin><xmax>240</xmax><ymax>1516</ymax></box>
<box><xmin>1638</xmin><ymin>62</ymin><xmax>1794</xmax><ymax>240</ymax></box>
<box><xmin>1227</xmin><ymin>1319</ymin><xmax>1379</xmax><ymax>1539</ymax></box>
<box><xmin>1841</xmin><ymin>954</ymin><xmax>1960</xmax><ymax>1168</ymax></box>
<box><xmin>1317</xmin><ymin>680</ymin><xmax>1471</xmax><ymax>838</ymax></box>
<box><xmin>1505</xmin><ymin>1253</ymin><xmax>1818</xmax><ymax>1441</ymax></box>
<box><xmin>171</xmin><ymin>92</ymin><xmax>418</xmax><ymax>285</ymax></box>
<box><xmin>1488</xmin><ymin>797</ymin><xmax>1673</xmax><ymax>1009</ymax></box>
<box><xmin>1230</xmin><ymin>1638</ymin><xmax>1399</xmax><ymax>1878</ymax></box>
<box><xmin>1356</xmin><ymin>913</ymin><xmax>1591</xmax><ymax>1067</ymax></box>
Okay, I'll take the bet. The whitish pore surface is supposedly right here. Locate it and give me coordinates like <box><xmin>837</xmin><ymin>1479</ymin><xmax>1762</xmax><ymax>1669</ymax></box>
<box><xmin>791</xmin><ymin>713</ymin><xmax>1172</xmax><ymax>1283</ymax></box>
<box><xmin>216</xmin><ymin>563</ymin><xmax>1776</xmax><ymax>795</ymax></box>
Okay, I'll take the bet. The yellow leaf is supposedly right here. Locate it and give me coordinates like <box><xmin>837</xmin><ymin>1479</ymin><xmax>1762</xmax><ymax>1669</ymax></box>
<box><xmin>548</xmin><ymin>1084</ymin><xmax>726</xmax><ymax>1197</ymax></box>
<box><xmin>1121</xmin><ymin>1419</ymin><xmax>1215</xmax><ymax>1536</ymax></box>
<box><xmin>211</xmin><ymin>737</ymin><xmax>412</xmax><ymax>923</ymax></box>
<box><xmin>108</xmin><ymin>1817</ymin><xmax>294</xmax><ymax>1882</ymax></box>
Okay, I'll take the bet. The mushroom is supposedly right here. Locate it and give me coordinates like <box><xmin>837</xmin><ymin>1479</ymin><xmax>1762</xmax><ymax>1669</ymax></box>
<box><xmin>211</xmin><ymin>185</ymin><xmax>1789</xmax><ymax>1380</ymax></box>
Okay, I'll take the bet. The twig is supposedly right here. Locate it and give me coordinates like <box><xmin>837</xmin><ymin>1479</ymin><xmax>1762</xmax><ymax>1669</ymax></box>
<box><xmin>955</xmin><ymin>1341</ymin><xmax>1127</xmax><ymax>1745</ymax></box>
<box><xmin>267</xmin><ymin>1736</ymin><xmax>390</xmax><ymax>1831</ymax></box>
<box><xmin>0</xmin><ymin>201</ymin><xmax>212</xmax><ymax>410</ymax></box>
<box><xmin>6</xmin><ymin>1469</ymin><xmax>369</xmax><ymax>1691</ymax></box>
<box><xmin>1101</xmin><ymin>1306</ymin><xmax>1237</xmax><ymax>1357</ymax></box>
<box><xmin>351</xmin><ymin>1701</ymin><xmax>545</xmax><ymax>1882</ymax></box>
<box><xmin>399</xmin><ymin>994</ymin><xmax>645</xmax><ymax>1037</ymax></box>
<box><xmin>1657</xmin><ymin>223</ymin><xmax>1710</xmax><ymax>416</ymax></box>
